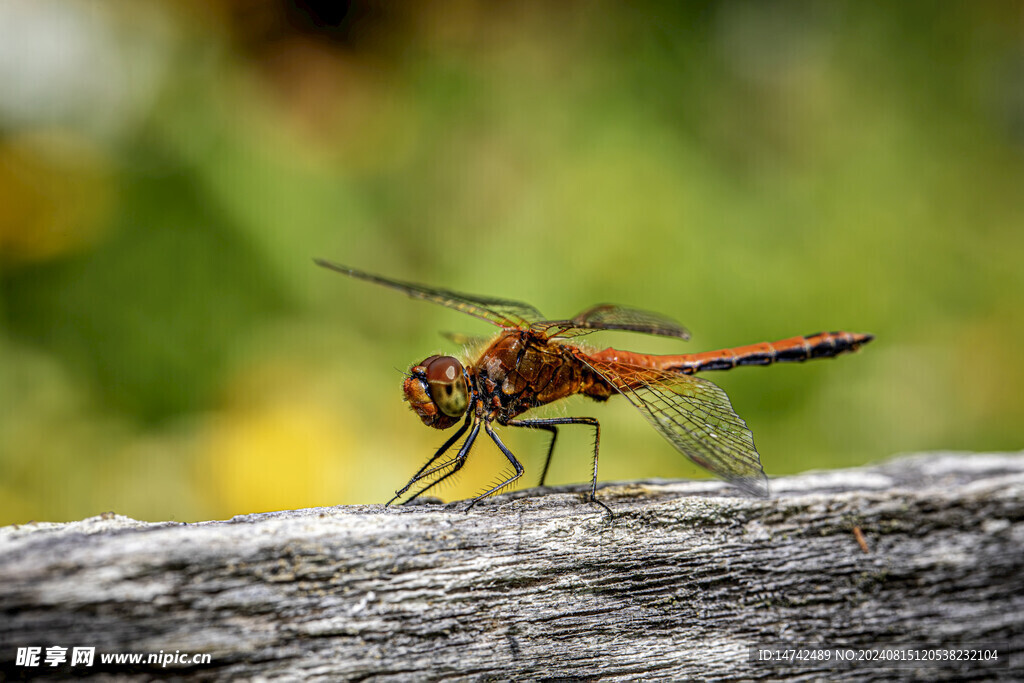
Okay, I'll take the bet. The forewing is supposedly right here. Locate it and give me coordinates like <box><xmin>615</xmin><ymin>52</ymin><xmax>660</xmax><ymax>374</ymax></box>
<box><xmin>584</xmin><ymin>358</ymin><xmax>768</xmax><ymax>497</ymax></box>
<box><xmin>315</xmin><ymin>260</ymin><xmax>544</xmax><ymax>328</ymax></box>
<box><xmin>535</xmin><ymin>304</ymin><xmax>690</xmax><ymax>340</ymax></box>
<box><xmin>439</xmin><ymin>331</ymin><xmax>492</xmax><ymax>346</ymax></box>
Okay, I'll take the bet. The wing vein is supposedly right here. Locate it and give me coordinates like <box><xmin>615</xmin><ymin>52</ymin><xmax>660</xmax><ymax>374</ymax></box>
<box><xmin>578</xmin><ymin>355</ymin><xmax>768</xmax><ymax>497</ymax></box>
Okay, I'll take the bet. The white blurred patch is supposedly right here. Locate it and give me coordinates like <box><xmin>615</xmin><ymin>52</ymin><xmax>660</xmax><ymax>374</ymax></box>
<box><xmin>0</xmin><ymin>0</ymin><xmax>174</xmax><ymax>138</ymax></box>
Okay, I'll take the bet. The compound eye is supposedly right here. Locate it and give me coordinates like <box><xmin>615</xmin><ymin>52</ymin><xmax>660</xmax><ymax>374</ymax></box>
<box><xmin>423</xmin><ymin>356</ymin><xmax>468</xmax><ymax>418</ymax></box>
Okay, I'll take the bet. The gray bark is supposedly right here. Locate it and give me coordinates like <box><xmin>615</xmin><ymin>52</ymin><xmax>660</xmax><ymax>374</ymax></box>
<box><xmin>1</xmin><ymin>452</ymin><xmax>1022</xmax><ymax>681</ymax></box>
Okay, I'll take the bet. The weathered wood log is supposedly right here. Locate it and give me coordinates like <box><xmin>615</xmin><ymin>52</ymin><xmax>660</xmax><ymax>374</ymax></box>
<box><xmin>1</xmin><ymin>452</ymin><xmax>1022</xmax><ymax>681</ymax></box>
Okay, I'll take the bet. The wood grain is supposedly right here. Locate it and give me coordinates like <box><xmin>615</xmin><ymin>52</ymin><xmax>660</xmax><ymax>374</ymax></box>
<box><xmin>2</xmin><ymin>452</ymin><xmax>1022</xmax><ymax>680</ymax></box>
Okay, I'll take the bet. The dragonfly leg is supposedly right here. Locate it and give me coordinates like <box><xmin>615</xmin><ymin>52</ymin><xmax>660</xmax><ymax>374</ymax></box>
<box><xmin>387</xmin><ymin>413</ymin><xmax>471</xmax><ymax>506</ymax></box>
<box><xmin>500</xmin><ymin>422</ymin><xmax>559</xmax><ymax>486</ymax></box>
<box><xmin>464</xmin><ymin>421</ymin><xmax>525</xmax><ymax>512</ymax></box>
<box><xmin>507</xmin><ymin>417</ymin><xmax>610</xmax><ymax>516</ymax></box>
<box><xmin>392</xmin><ymin>417</ymin><xmax>480</xmax><ymax>506</ymax></box>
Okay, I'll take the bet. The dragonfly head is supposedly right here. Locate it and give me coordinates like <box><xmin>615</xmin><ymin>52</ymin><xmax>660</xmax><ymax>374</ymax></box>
<box><xmin>403</xmin><ymin>355</ymin><xmax>469</xmax><ymax>429</ymax></box>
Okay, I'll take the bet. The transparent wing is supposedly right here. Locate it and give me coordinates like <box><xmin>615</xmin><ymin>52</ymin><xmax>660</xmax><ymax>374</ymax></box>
<box><xmin>534</xmin><ymin>304</ymin><xmax>690</xmax><ymax>340</ymax></box>
<box><xmin>315</xmin><ymin>259</ymin><xmax>544</xmax><ymax>328</ymax></box>
<box><xmin>583</xmin><ymin>357</ymin><xmax>768</xmax><ymax>497</ymax></box>
<box><xmin>440</xmin><ymin>331</ymin><xmax>493</xmax><ymax>347</ymax></box>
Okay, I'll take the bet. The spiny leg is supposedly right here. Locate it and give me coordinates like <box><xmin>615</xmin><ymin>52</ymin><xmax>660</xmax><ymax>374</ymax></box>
<box><xmin>504</xmin><ymin>422</ymin><xmax>558</xmax><ymax>486</ymax></box>
<box><xmin>401</xmin><ymin>418</ymin><xmax>481</xmax><ymax>505</ymax></box>
<box><xmin>398</xmin><ymin>419</ymin><xmax>491</xmax><ymax>493</ymax></box>
<box><xmin>386</xmin><ymin>413</ymin><xmax>471</xmax><ymax>506</ymax></box>
<box><xmin>507</xmin><ymin>416</ymin><xmax>610</xmax><ymax>516</ymax></box>
<box><xmin>391</xmin><ymin>413</ymin><xmax>475</xmax><ymax>493</ymax></box>
<box><xmin>387</xmin><ymin>413</ymin><xmax>475</xmax><ymax>505</ymax></box>
<box><xmin>464</xmin><ymin>421</ymin><xmax>525</xmax><ymax>512</ymax></box>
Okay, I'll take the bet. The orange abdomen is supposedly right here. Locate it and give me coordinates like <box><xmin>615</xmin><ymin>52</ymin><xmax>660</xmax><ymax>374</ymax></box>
<box><xmin>590</xmin><ymin>331</ymin><xmax>874</xmax><ymax>376</ymax></box>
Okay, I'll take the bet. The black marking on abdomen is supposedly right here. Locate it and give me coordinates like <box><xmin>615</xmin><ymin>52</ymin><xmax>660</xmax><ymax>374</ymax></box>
<box><xmin>809</xmin><ymin>337</ymin><xmax>838</xmax><ymax>358</ymax></box>
<box><xmin>775</xmin><ymin>345</ymin><xmax>810</xmax><ymax>362</ymax></box>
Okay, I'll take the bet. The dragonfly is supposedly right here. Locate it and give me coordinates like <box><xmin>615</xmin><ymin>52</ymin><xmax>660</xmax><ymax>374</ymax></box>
<box><xmin>315</xmin><ymin>259</ymin><xmax>873</xmax><ymax>513</ymax></box>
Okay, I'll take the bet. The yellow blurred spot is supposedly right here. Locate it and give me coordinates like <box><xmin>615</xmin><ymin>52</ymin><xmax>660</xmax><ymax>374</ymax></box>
<box><xmin>195</xmin><ymin>360</ymin><xmax>358</xmax><ymax>516</ymax></box>
<box><xmin>0</xmin><ymin>486</ymin><xmax>39</xmax><ymax>524</ymax></box>
<box><xmin>0</xmin><ymin>130</ymin><xmax>114</xmax><ymax>264</ymax></box>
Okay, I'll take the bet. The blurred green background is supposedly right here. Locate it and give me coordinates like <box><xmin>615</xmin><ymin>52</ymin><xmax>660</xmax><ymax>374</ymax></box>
<box><xmin>1</xmin><ymin>1</ymin><xmax>1022</xmax><ymax>525</ymax></box>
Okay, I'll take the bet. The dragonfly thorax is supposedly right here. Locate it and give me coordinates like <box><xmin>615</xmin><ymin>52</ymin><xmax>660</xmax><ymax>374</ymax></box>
<box><xmin>403</xmin><ymin>355</ymin><xmax>470</xmax><ymax>429</ymax></box>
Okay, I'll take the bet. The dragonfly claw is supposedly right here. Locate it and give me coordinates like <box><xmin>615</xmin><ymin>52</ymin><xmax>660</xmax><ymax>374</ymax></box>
<box><xmin>589</xmin><ymin>495</ymin><xmax>614</xmax><ymax>518</ymax></box>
